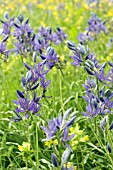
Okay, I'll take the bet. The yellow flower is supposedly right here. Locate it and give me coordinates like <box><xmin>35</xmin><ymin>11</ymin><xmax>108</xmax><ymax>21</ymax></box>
<box><xmin>64</xmin><ymin>162</ymin><xmax>76</xmax><ymax>169</ymax></box>
<box><xmin>60</xmin><ymin>55</ymin><xmax>64</xmax><ymax>62</ymax></box>
<box><xmin>74</xmin><ymin>166</ymin><xmax>77</xmax><ymax>170</ymax></box>
<box><xmin>53</xmin><ymin>139</ymin><xmax>58</xmax><ymax>146</ymax></box>
<box><xmin>71</xmin><ymin>140</ymin><xmax>78</xmax><ymax>146</ymax></box>
<box><xmin>84</xmin><ymin>135</ymin><xmax>89</xmax><ymax>141</ymax></box>
<box><xmin>18</xmin><ymin>142</ymin><xmax>31</xmax><ymax>152</ymax></box>
<box><xmin>40</xmin><ymin>21</ymin><xmax>46</xmax><ymax>27</ymax></box>
<box><xmin>64</xmin><ymin>17</ymin><xmax>70</xmax><ymax>23</ymax></box>
<box><xmin>69</xmin><ymin>127</ymin><xmax>74</xmax><ymax>134</ymax></box>
<box><xmin>107</xmin><ymin>11</ymin><xmax>113</xmax><ymax>17</ymax></box>
<box><xmin>83</xmin><ymin>3</ymin><xmax>89</xmax><ymax>9</ymax></box>
<box><xmin>38</xmin><ymin>4</ymin><xmax>45</xmax><ymax>9</ymax></box>
<box><xmin>53</xmin><ymin>11</ymin><xmax>58</xmax><ymax>17</ymax></box>
<box><xmin>23</xmin><ymin>142</ymin><xmax>31</xmax><ymax>151</ymax></box>
<box><xmin>69</xmin><ymin>123</ymin><xmax>83</xmax><ymax>136</ymax></box>
<box><xmin>45</xmin><ymin>140</ymin><xmax>53</xmax><ymax>147</ymax></box>
<box><xmin>67</xmin><ymin>162</ymin><xmax>72</xmax><ymax>168</ymax></box>
<box><xmin>18</xmin><ymin>145</ymin><xmax>24</xmax><ymax>152</ymax></box>
<box><xmin>80</xmin><ymin>135</ymin><xmax>89</xmax><ymax>142</ymax></box>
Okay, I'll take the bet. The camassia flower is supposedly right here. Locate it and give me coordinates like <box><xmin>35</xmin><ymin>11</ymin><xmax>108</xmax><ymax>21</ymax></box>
<box><xmin>13</xmin><ymin>18</ymin><xmax>34</xmax><ymax>56</ymax></box>
<box><xmin>40</xmin><ymin>46</ymin><xmax>59</xmax><ymax>69</ymax></box>
<box><xmin>82</xmin><ymin>77</ymin><xmax>113</xmax><ymax>118</ymax></box>
<box><xmin>77</xmin><ymin>13</ymin><xmax>106</xmax><ymax>43</ymax></box>
<box><xmin>52</xmin><ymin>27</ymin><xmax>67</xmax><ymax>45</ymax></box>
<box><xmin>13</xmin><ymin>90</ymin><xmax>41</xmax><ymax>119</ymax></box>
<box><xmin>0</xmin><ymin>13</ymin><xmax>67</xmax><ymax>63</ymax></box>
<box><xmin>34</xmin><ymin>26</ymin><xmax>67</xmax><ymax>51</ymax></box>
<box><xmin>67</xmin><ymin>40</ymin><xmax>86</xmax><ymax>67</ymax></box>
<box><xmin>41</xmin><ymin>108</ymin><xmax>76</xmax><ymax>145</ymax></box>
<box><xmin>0</xmin><ymin>14</ymin><xmax>14</xmax><ymax>36</ymax></box>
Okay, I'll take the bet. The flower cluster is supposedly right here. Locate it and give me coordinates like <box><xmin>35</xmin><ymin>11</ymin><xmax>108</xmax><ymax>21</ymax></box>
<box><xmin>13</xmin><ymin>54</ymin><xmax>50</xmax><ymax>120</ymax></box>
<box><xmin>0</xmin><ymin>12</ymin><xmax>67</xmax><ymax>61</ymax></box>
<box><xmin>82</xmin><ymin>78</ymin><xmax>113</xmax><ymax>117</ymax></box>
<box><xmin>69</xmin><ymin>123</ymin><xmax>89</xmax><ymax>149</ymax></box>
<box><xmin>1</xmin><ymin>13</ymin><xmax>67</xmax><ymax>121</ymax></box>
<box><xmin>2</xmin><ymin>11</ymin><xmax>67</xmax><ymax>121</ymax></box>
<box><xmin>0</xmin><ymin>13</ymin><xmax>14</xmax><ymax>61</ymax></box>
<box><xmin>77</xmin><ymin>13</ymin><xmax>106</xmax><ymax>43</ymax></box>
<box><xmin>67</xmin><ymin>39</ymin><xmax>113</xmax><ymax>119</ymax></box>
<box><xmin>67</xmin><ymin>39</ymin><xmax>106</xmax><ymax>79</ymax></box>
<box><xmin>41</xmin><ymin>108</ymin><xmax>77</xmax><ymax>169</ymax></box>
<box><xmin>41</xmin><ymin>108</ymin><xmax>76</xmax><ymax>145</ymax></box>
<box><xmin>67</xmin><ymin>40</ymin><xmax>86</xmax><ymax>67</ymax></box>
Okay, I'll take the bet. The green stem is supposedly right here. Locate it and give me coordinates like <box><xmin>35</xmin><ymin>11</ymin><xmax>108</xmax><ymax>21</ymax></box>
<box><xmin>36</xmin><ymin>122</ymin><xmax>39</xmax><ymax>169</ymax></box>
<box><xmin>27</xmin><ymin>120</ymin><xmax>30</xmax><ymax>143</ymax></box>
<box><xmin>52</xmin><ymin>75</ymin><xmax>56</xmax><ymax>117</ymax></box>
<box><xmin>80</xmin><ymin>147</ymin><xmax>84</xmax><ymax>170</ymax></box>
<box><xmin>76</xmin><ymin>151</ymin><xmax>79</xmax><ymax>169</ymax></box>
<box><xmin>59</xmin><ymin>71</ymin><xmax>64</xmax><ymax>114</ymax></box>
<box><xmin>25</xmin><ymin>158</ymin><xmax>28</xmax><ymax>170</ymax></box>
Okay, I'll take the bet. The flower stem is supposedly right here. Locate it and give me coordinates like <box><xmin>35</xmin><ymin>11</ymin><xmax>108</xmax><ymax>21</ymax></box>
<box><xmin>36</xmin><ymin>122</ymin><xmax>39</xmax><ymax>169</ymax></box>
<box><xmin>59</xmin><ymin>70</ymin><xmax>64</xmax><ymax>114</ymax></box>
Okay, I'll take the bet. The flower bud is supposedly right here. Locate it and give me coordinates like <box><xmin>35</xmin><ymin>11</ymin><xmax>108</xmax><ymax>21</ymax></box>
<box><xmin>4</xmin><ymin>11</ymin><xmax>9</xmax><ymax>19</ymax></box>
<box><xmin>109</xmin><ymin>121</ymin><xmax>113</xmax><ymax>130</ymax></box>
<box><xmin>33</xmin><ymin>52</ymin><xmax>37</xmax><ymax>62</ymax></box>
<box><xmin>107</xmin><ymin>143</ymin><xmax>112</xmax><ymax>153</ymax></box>
<box><xmin>62</xmin><ymin>149</ymin><xmax>71</xmax><ymax>164</ymax></box>
<box><xmin>26</xmin><ymin>71</ymin><xmax>33</xmax><ymax>82</ymax></box>
<box><xmin>51</xmin><ymin>153</ymin><xmax>58</xmax><ymax>167</ymax></box>
<box><xmin>67</xmin><ymin>40</ymin><xmax>76</xmax><ymax>51</ymax></box>
<box><xmin>85</xmin><ymin>67</ymin><xmax>94</xmax><ymax>75</ymax></box>
<box><xmin>17</xmin><ymin>90</ymin><xmax>24</xmax><ymax>98</ymax></box>
<box><xmin>22</xmin><ymin>76</ymin><xmax>26</xmax><ymax>88</ymax></box>
<box><xmin>18</xmin><ymin>14</ymin><xmax>24</xmax><ymax>23</ymax></box>
<box><xmin>47</xmin><ymin>46</ymin><xmax>54</xmax><ymax>56</ymax></box>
